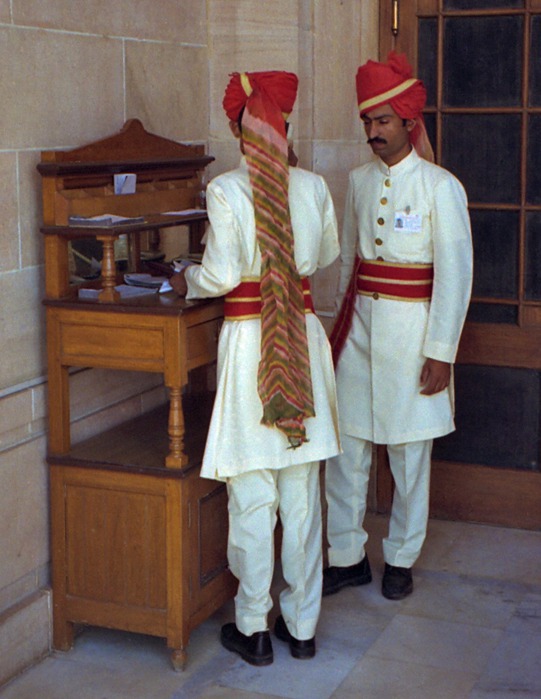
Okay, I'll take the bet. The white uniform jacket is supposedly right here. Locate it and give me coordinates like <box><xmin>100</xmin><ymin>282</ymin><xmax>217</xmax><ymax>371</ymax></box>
<box><xmin>186</xmin><ymin>158</ymin><xmax>341</xmax><ymax>480</ymax></box>
<box><xmin>336</xmin><ymin>148</ymin><xmax>473</xmax><ymax>445</ymax></box>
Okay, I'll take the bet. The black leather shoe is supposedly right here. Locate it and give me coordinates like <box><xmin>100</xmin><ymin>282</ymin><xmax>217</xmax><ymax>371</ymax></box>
<box><xmin>382</xmin><ymin>563</ymin><xmax>413</xmax><ymax>600</ymax></box>
<box><xmin>274</xmin><ymin>615</ymin><xmax>315</xmax><ymax>659</ymax></box>
<box><xmin>220</xmin><ymin>623</ymin><xmax>273</xmax><ymax>666</ymax></box>
<box><xmin>322</xmin><ymin>554</ymin><xmax>372</xmax><ymax>596</ymax></box>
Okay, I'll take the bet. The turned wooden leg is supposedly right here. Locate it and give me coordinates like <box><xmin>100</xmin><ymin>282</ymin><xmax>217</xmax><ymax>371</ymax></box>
<box><xmin>97</xmin><ymin>235</ymin><xmax>120</xmax><ymax>302</ymax></box>
<box><xmin>149</xmin><ymin>228</ymin><xmax>160</xmax><ymax>252</ymax></box>
<box><xmin>128</xmin><ymin>232</ymin><xmax>141</xmax><ymax>272</ymax></box>
<box><xmin>170</xmin><ymin>648</ymin><xmax>187</xmax><ymax>672</ymax></box>
<box><xmin>166</xmin><ymin>386</ymin><xmax>188</xmax><ymax>468</ymax></box>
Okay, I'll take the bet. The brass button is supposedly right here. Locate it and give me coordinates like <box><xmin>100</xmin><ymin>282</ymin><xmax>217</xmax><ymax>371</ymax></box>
<box><xmin>377</xmin><ymin>217</ymin><xmax>384</xmax><ymax>225</ymax></box>
<box><xmin>380</xmin><ymin>197</ymin><xmax>388</xmax><ymax>205</ymax></box>
<box><xmin>384</xmin><ymin>179</ymin><xmax>391</xmax><ymax>187</ymax></box>
<box><xmin>377</xmin><ymin>256</ymin><xmax>384</xmax><ymax>261</ymax></box>
<box><xmin>372</xmin><ymin>292</ymin><xmax>379</xmax><ymax>300</ymax></box>
<box><xmin>375</xmin><ymin>238</ymin><xmax>383</xmax><ymax>246</ymax></box>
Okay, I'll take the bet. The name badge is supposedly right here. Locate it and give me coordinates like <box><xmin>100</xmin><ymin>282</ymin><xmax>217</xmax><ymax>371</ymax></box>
<box><xmin>394</xmin><ymin>211</ymin><xmax>422</xmax><ymax>234</ymax></box>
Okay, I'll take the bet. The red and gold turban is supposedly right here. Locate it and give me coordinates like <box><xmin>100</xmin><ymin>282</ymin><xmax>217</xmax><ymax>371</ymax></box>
<box><xmin>355</xmin><ymin>51</ymin><xmax>434</xmax><ymax>161</ymax></box>
<box><xmin>223</xmin><ymin>70</ymin><xmax>298</xmax><ymax>124</ymax></box>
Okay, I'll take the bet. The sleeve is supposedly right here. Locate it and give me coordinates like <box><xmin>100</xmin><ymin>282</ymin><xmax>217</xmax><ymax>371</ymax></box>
<box><xmin>423</xmin><ymin>175</ymin><xmax>473</xmax><ymax>363</ymax></box>
<box><xmin>185</xmin><ymin>180</ymin><xmax>243</xmax><ymax>299</ymax></box>
<box><xmin>317</xmin><ymin>176</ymin><xmax>340</xmax><ymax>270</ymax></box>
<box><xmin>335</xmin><ymin>172</ymin><xmax>359</xmax><ymax>308</ymax></box>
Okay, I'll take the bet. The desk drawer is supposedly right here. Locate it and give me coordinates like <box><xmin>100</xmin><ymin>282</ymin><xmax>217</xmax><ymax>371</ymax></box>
<box><xmin>186</xmin><ymin>318</ymin><xmax>221</xmax><ymax>370</ymax></box>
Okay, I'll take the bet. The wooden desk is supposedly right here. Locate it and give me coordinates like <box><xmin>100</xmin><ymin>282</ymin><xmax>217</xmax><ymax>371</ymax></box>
<box><xmin>38</xmin><ymin>121</ymin><xmax>237</xmax><ymax>669</ymax></box>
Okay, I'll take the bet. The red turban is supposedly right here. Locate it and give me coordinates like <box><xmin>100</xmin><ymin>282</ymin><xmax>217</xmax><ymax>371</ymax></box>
<box><xmin>222</xmin><ymin>71</ymin><xmax>298</xmax><ymax>124</ymax></box>
<box><xmin>355</xmin><ymin>51</ymin><xmax>434</xmax><ymax>161</ymax></box>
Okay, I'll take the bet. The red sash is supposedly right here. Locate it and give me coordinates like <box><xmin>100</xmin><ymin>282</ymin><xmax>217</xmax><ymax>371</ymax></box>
<box><xmin>330</xmin><ymin>257</ymin><xmax>433</xmax><ymax>366</ymax></box>
<box><xmin>225</xmin><ymin>277</ymin><xmax>314</xmax><ymax>320</ymax></box>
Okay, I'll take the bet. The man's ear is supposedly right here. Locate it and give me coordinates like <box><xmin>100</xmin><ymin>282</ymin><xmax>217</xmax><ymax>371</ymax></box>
<box><xmin>405</xmin><ymin>118</ymin><xmax>416</xmax><ymax>134</ymax></box>
<box><xmin>229</xmin><ymin>120</ymin><xmax>241</xmax><ymax>138</ymax></box>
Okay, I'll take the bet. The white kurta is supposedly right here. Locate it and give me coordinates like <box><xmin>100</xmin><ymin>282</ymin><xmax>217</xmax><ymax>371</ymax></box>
<box><xmin>186</xmin><ymin>158</ymin><xmax>341</xmax><ymax>480</ymax></box>
<box><xmin>336</xmin><ymin>148</ymin><xmax>473</xmax><ymax>444</ymax></box>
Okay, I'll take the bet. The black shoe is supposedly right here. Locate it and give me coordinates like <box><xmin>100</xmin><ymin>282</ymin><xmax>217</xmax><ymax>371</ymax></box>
<box><xmin>274</xmin><ymin>615</ymin><xmax>315</xmax><ymax>659</ymax></box>
<box><xmin>382</xmin><ymin>563</ymin><xmax>413</xmax><ymax>600</ymax></box>
<box><xmin>322</xmin><ymin>554</ymin><xmax>372</xmax><ymax>596</ymax></box>
<box><xmin>220</xmin><ymin>623</ymin><xmax>273</xmax><ymax>666</ymax></box>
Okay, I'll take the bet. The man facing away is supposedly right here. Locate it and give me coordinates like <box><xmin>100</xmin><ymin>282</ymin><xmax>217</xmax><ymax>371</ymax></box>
<box><xmin>323</xmin><ymin>52</ymin><xmax>473</xmax><ymax>601</ymax></box>
<box><xmin>171</xmin><ymin>70</ymin><xmax>341</xmax><ymax>664</ymax></box>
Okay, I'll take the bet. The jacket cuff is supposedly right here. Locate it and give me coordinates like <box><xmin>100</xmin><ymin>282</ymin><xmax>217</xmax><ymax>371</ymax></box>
<box><xmin>422</xmin><ymin>340</ymin><xmax>457</xmax><ymax>364</ymax></box>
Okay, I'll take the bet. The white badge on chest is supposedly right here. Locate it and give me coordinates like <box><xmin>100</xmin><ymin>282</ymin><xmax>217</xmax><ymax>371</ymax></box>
<box><xmin>394</xmin><ymin>210</ymin><xmax>422</xmax><ymax>234</ymax></box>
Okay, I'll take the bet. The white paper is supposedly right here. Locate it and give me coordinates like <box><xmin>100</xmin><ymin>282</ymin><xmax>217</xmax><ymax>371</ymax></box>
<box><xmin>162</xmin><ymin>209</ymin><xmax>204</xmax><ymax>216</ymax></box>
<box><xmin>114</xmin><ymin>173</ymin><xmax>137</xmax><ymax>195</ymax></box>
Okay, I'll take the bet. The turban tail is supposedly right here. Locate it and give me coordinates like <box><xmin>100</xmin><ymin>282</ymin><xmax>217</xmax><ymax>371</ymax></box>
<box><xmin>223</xmin><ymin>71</ymin><xmax>315</xmax><ymax>449</ymax></box>
<box><xmin>356</xmin><ymin>51</ymin><xmax>434</xmax><ymax>162</ymax></box>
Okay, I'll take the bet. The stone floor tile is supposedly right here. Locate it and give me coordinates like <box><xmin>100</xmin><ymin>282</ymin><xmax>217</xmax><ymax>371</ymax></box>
<box><xmin>400</xmin><ymin>571</ymin><xmax>524</xmax><ymax>628</ymax></box>
<box><xmin>506</xmin><ymin>592</ymin><xmax>541</xmax><ymax>635</ymax></box>
<box><xmin>472</xmin><ymin>628</ymin><xmax>541</xmax><ymax>698</ymax></box>
<box><xmin>217</xmin><ymin>641</ymin><xmax>345</xmax><ymax>699</ymax></box>
<box><xmin>433</xmin><ymin>524</ymin><xmax>541</xmax><ymax>585</ymax></box>
<box><xmin>332</xmin><ymin>655</ymin><xmax>477</xmax><ymax>699</ymax></box>
<box><xmin>366</xmin><ymin>615</ymin><xmax>502</xmax><ymax>674</ymax></box>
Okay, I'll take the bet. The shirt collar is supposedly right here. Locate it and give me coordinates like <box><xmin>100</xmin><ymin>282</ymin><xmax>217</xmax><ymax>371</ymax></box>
<box><xmin>376</xmin><ymin>146</ymin><xmax>420</xmax><ymax>177</ymax></box>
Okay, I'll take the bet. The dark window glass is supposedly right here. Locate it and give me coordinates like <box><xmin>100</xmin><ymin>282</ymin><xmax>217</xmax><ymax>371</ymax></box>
<box><xmin>444</xmin><ymin>0</ymin><xmax>524</xmax><ymax>9</ymax></box>
<box><xmin>443</xmin><ymin>16</ymin><xmax>523</xmax><ymax>107</ymax></box>
<box><xmin>466</xmin><ymin>303</ymin><xmax>518</xmax><ymax>324</ymax></box>
<box><xmin>530</xmin><ymin>16</ymin><xmax>541</xmax><ymax>106</ymax></box>
<box><xmin>442</xmin><ymin>114</ymin><xmax>521</xmax><ymax>204</ymax></box>
<box><xmin>423</xmin><ymin>112</ymin><xmax>436</xmax><ymax>154</ymax></box>
<box><xmin>470</xmin><ymin>210</ymin><xmax>519</xmax><ymax>298</ymax></box>
<box><xmin>527</xmin><ymin>115</ymin><xmax>541</xmax><ymax>205</ymax></box>
<box><xmin>525</xmin><ymin>212</ymin><xmax>541</xmax><ymax>300</ymax></box>
<box><xmin>418</xmin><ymin>18</ymin><xmax>438</xmax><ymax>107</ymax></box>
<box><xmin>433</xmin><ymin>365</ymin><xmax>540</xmax><ymax>471</ymax></box>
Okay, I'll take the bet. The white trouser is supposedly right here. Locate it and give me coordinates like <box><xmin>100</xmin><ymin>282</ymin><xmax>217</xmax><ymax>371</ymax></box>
<box><xmin>226</xmin><ymin>461</ymin><xmax>322</xmax><ymax>640</ymax></box>
<box><xmin>325</xmin><ymin>434</ymin><xmax>433</xmax><ymax>569</ymax></box>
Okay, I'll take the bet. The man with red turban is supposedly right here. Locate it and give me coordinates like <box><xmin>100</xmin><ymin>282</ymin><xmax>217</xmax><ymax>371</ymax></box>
<box><xmin>323</xmin><ymin>52</ymin><xmax>473</xmax><ymax>601</ymax></box>
<box><xmin>171</xmin><ymin>70</ymin><xmax>340</xmax><ymax>664</ymax></box>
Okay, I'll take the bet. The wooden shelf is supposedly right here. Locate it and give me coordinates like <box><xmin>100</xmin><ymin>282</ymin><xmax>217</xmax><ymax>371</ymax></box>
<box><xmin>50</xmin><ymin>394</ymin><xmax>213</xmax><ymax>476</ymax></box>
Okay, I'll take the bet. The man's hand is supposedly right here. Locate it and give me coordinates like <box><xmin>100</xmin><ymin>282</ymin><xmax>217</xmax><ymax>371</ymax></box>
<box><xmin>169</xmin><ymin>269</ymin><xmax>188</xmax><ymax>296</ymax></box>
<box><xmin>420</xmin><ymin>358</ymin><xmax>451</xmax><ymax>396</ymax></box>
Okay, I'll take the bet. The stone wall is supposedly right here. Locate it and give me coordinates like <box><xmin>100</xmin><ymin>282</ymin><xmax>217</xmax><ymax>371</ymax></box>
<box><xmin>0</xmin><ymin>0</ymin><xmax>377</xmax><ymax>686</ymax></box>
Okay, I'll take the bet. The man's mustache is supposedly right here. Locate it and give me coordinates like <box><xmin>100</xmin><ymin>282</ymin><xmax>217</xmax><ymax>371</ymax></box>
<box><xmin>368</xmin><ymin>137</ymin><xmax>387</xmax><ymax>145</ymax></box>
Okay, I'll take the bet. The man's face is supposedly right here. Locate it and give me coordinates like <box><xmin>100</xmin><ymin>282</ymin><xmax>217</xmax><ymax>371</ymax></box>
<box><xmin>361</xmin><ymin>104</ymin><xmax>415</xmax><ymax>166</ymax></box>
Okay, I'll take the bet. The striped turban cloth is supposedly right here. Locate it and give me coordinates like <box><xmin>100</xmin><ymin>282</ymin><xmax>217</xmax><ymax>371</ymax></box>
<box><xmin>356</xmin><ymin>51</ymin><xmax>434</xmax><ymax>162</ymax></box>
<box><xmin>223</xmin><ymin>71</ymin><xmax>315</xmax><ymax>449</ymax></box>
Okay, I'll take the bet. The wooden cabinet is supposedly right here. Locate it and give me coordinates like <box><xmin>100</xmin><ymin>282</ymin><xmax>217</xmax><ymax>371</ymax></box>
<box><xmin>39</xmin><ymin>120</ymin><xmax>236</xmax><ymax>670</ymax></box>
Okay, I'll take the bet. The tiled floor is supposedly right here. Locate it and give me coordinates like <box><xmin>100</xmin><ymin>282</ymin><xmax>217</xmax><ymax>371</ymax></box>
<box><xmin>2</xmin><ymin>513</ymin><xmax>541</xmax><ymax>699</ymax></box>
